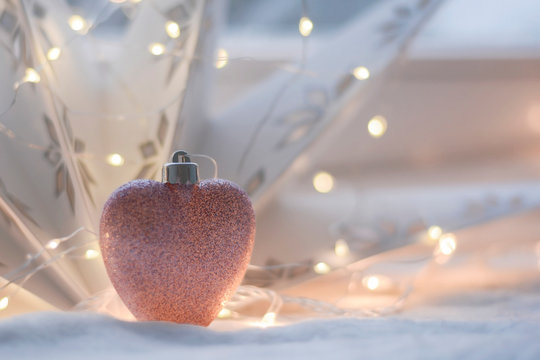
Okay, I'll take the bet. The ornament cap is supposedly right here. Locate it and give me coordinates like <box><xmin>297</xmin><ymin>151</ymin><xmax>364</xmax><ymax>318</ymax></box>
<box><xmin>162</xmin><ymin>150</ymin><xmax>199</xmax><ymax>185</ymax></box>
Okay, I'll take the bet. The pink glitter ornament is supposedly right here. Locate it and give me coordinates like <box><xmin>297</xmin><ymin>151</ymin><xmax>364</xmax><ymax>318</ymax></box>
<box><xmin>99</xmin><ymin>151</ymin><xmax>255</xmax><ymax>326</ymax></box>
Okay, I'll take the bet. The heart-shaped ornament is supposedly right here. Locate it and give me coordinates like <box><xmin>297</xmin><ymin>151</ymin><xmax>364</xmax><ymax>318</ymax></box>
<box><xmin>99</xmin><ymin>151</ymin><xmax>255</xmax><ymax>326</ymax></box>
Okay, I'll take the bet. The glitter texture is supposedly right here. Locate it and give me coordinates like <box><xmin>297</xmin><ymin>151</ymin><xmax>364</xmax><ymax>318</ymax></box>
<box><xmin>99</xmin><ymin>179</ymin><xmax>255</xmax><ymax>326</ymax></box>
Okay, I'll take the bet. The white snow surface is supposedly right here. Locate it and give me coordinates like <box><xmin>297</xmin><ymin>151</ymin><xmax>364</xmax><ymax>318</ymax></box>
<box><xmin>1</xmin><ymin>286</ymin><xmax>540</xmax><ymax>359</ymax></box>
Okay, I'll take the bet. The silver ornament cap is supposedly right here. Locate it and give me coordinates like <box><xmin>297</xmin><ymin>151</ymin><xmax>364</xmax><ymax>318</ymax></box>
<box><xmin>162</xmin><ymin>150</ymin><xmax>199</xmax><ymax>185</ymax></box>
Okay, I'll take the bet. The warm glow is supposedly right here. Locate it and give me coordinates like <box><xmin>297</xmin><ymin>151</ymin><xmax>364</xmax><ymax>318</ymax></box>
<box><xmin>261</xmin><ymin>312</ymin><xmax>276</xmax><ymax>326</ymax></box>
<box><xmin>313</xmin><ymin>262</ymin><xmax>331</xmax><ymax>274</ymax></box>
<box><xmin>353</xmin><ymin>66</ymin><xmax>370</xmax><ymax>80</ymax></box>
<box><xmin>438</xmin><ymin>233</ymin><xmax>457</xmax><ymax>255</ymax></box>
<box><xmin>110</xmin><ymin>0</ymin><xmax>127</xmax><ymax>3</ymax></box>
<box><xmin>363</xmin><ymin>276</ymin><xmax>380</xmax><ymax>291</ymax></box>
<box><xmin>149</xmin><ymin>43</ymin><xmax>165</xmax><ymax>56</ymax></box>
<box><xmin>428</xmin><ymin>226</ymin><xmax>442</xmax><ymax>240</ymax></box>
<box><xmin>85</xmin><ymin>249</ymin><xmax>100</xmax><ymax>259</ymax></box>
<box><xmin>312</xmin><ymin>171</ymin><xmax>334</xmax><ymax>193</ymax></box>
<box><xmin>367</xmin><ymin>115</ymin><xmax>387</xmax><ymax>138</ymax></box>
<box><xmin>0</xmin><ymin>297</ymin><xmax>8</xmax><ymax>311</ymax></box>
<box><xmin>47</xmin><ymin>47</ymin><xmax>61</xmax><ymax>61</ymax></box>
<box><xmin>165</xmin><ymin>21</ymin><xmax>181</xmax><ymax>39</ymax></box>
<box><xmin>298</xmin><ymin>16</ymin><xmax>313</xmax><ymax>37</ymax></box>
<box><xmin>46</xmin><ymin>239</ymin><xmax>60</xmax><ymax>250</ymax></box>
<box><xmin>215</xmin><ymin>48</ymin><xmax>228</xmax><ymax>69</ymax></box>
<box><xmin>334</xmin><ymin>239</ymin><xmax>350</xmax><ymax>257</ymax></box>
<box><xmin>106</xmin><ymin>153</ymin><xmax>125</xmax><ymax>167</ymax></box>
<box><xmin>218</xmin><ymin>308</ymin><xmax>232</xmax><ymax>319</ymax></box>
<box><xmin>23</xmin><ymin>68</ymin><xmax>40</xmax><ymax>83</ymax></box>
<box><xmin>68</xmin><ymin>15</ymin><xmax>87</xmax><ymax>33</ymax></box>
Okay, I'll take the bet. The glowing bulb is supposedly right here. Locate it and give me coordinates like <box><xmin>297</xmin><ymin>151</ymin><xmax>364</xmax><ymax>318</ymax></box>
<box><xmin>46</xmin><ymin>47</ymin><xmax>61</xmax><ymax>61</ymax></box>
<box><xmin>313</xmin><ymin>262</ymin><xmax>331</xmax><ymax>274</ymax></box>
<box><xmin>46</xmin><ymin>239</ymin><xmax>60</xmax><ymax>250</ymax></box>
<box><xmin>165</xmin><ymin>21</ymin><xmax>181</xmax><ymax>39</ymax></box>
<box><xmin>428</xmin><ymin>226</ymin><xmax>442</xmax><ymax>240</ymax></box>
<box><xmin>85</xmin><ymin>249</ymin><xmax>100</xmax><ymax>259</ymax></box>
<box><xmin>362</xmin><ymin>276</ymin><xmax>380</xmax><ymax>291</ymax></box>
<box><xmin>312</xmin><ymin>171</ymin><xmax>334</xmax><ymax>193</ymax></box>
<box><xmin>438</xmin><ymin>233</ymin><xmax>457</xmax><ymax>255</ymax></box>
<box><xmin>353</xmin><ymin>66</ymin><xmax>370</xmax><ymax>80</ymax></box>
<box><xmin>23</xmin><ymin>68</ymin><xmax>40</xmax><ymax>83</ymax></box>
<box><xmin>215</xmin><ymin>48</ymin><xmax>228</xmax><ymax>69</ymax></box>
<box><xmin>68</xmin><ymin>15</ymin><xmax>87</xmax><ymax>33</ymax></box>
<box><xmin>367</xmin><ymin>115</ymin><xmax>387</xmax><ymax>138</ymax></box>
<box><xmin>261</xmin><ymin>312</ymin><xmax>276</xmax><ymax>326</ymax></box>
<box><xmin>149</xmin><ymin>42</ymin><xmax>165</xmax><ymax>56</ymax></box>
<box><xmin>106</xmin><ymin>153</ymin><xmax>125</xmax><ymax>167</ymax></box>
<box><xmin>218</xmin><ymin>308</ymin><xmax>232</xmax><ymax>319</ymax></box>
<box><xmin>0</xmin><ymin>297</ymin><xmax>8</xmax><ymax>311</ymax></box>
<box><xmin>334</xmin><ymin>239</ymin><xmax>350</xmax><ymax>257</ymax></box>
<box><xmin>299</xmin><ymin>16</ymin><xmax>313</xmax><ymax>37</ymax></box>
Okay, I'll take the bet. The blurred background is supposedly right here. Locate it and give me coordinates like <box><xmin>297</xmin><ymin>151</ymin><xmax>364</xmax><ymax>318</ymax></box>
<box><xmin>1</xmin><ymin>0</ymin><xmax>540</xmax><ymax>320</ymax></box>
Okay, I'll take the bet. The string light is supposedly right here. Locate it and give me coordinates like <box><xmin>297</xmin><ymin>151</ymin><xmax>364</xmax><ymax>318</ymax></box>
<box><xmin>428</xmin><ymin>225</ymin><xmax>442</xmax><ymax>240</ymax></box>
<box><xmin>298</xmin><ymin>16</ymin><xmax>313</xmax><ymax>37</ymax></box>
<box><xmin>217</xmin><ymin>308</ymin><xmax>232</xmax><ymax>319</ymax></box>
<box><xmin>367</xmin><ymin>115</ymin><xmax>387</xmax><ymax>138</ymax></box>
<box><xmin>165</xmin><ymin>21</ymin><xmax>181</xmax><ymax>39</ymax></box>
<box><xmin>215</xmin><ymin>48</ymin><xmax>228</xmax><ymax>69</ymax></box>
<box><xmin>438</xmin><ymin>233</ymin><xmax>457</xmax><ymax>255</ymax></box>
<box><xmin>0</xmin><ymin>296</ymin><xmax>8</xmax><ymax>311</ymax></box>
<box><xmin>352</xmin><ymin>66</ymin><xmax>370</xmax><ymax>80</ymax></box>
<box><xmin>23</xmin><ymin>68</ymin><xmax>40</xmax><ymax>84</ymax></box>
<box><xmin>312</xmin><ymin>171</ymin><xmax>334</xmax><ymax>193</ymax></box>
<box><xmin>85</xmin><ymin>249</ymin><xmax>100</xmax><ymax>259</ymax></box>
<box><xmin>334</xmin><ymin>239</ymin><xmax>350</xmax><ymax>257</ymax></box>
<box><xmin>313</xmin><ymin>262</ymin><xmax>331</xmax><ymax>274</ymax></box>
<box><xmin>68</xmin><ymin>15</ymin><xmax>87</xmax><ymax>33</ymax></box>
<box><xmin>106</xmin><ymin>153</ymin><xmax>125</xmax><ymax>167</ymax></box>
<box><xmin>45</xmin><ymin>239</ymin><xmax>60</xmax><ymax>250</ymax></box>
<box><xmin>362</xmin><ymin>275</ymin><xmax>380</xmax><ymax>291</ymax></box>
<box><xmin>148</xmin><ymin>43</ymin><xmax>165</xmax><ymax>56</ymax></box>
<box><xmin>260</xmin><ymin>311</ymin><xmax>276</xmax><ymax>327</ymax></box>
<box><xmin>46</xmin><ymin>47</ymin><xmax>61</xmax><ymax>61</ymax></box>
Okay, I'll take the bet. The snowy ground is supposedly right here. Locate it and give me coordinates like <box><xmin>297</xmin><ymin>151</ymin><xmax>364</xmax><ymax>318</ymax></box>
<box><xmin>1</xmin><ymin>283</ymin><xmax>539</xmax><ymax>360</ymax></box>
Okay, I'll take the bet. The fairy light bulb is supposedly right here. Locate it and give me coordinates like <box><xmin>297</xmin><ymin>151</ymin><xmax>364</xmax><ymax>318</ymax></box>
<box><xmin>299</xmin><ymin>16</ymin><xmax>313</xmax><ymax>37</ymax></box>
<box><xmin>353</xmin><ymin>66</ymin><xmax>370</xmax><ymax>80</ymax></box>
<box><xmin>362</xmin><ymin>275</ymin><xmax>380</xmax><ymax>291</ymax></box>
<box><xmin>46</xmin><ymin>239</ymin><xmax>60</xmax><ymax>250</ymax></box>
<box><xmin>313</xmin><ymin>262</ymin><xmax>331</xmax><ymax>274</ymax></box>
<box><xmin>106</xmin><ymin>153</ymin><xmax>125</xmax><ymax>167</ymax></box>
<box><xmin>85</xmin><ymin>249</ymin><xmax>100</xmax><ymax>259</ymax></box>
<box><xmin>334</xmin><ymin>239</ymin><xmax>350</xmax><ymax>257</ymax></box>
<box><xmin>312</xmin><ymin>171</ymin><xmax>334</xmax><ymax>193</ymax></box>
<box><xmin>260</xmin><ymin>312</ymin><xmax>276</xmax><ymax>326</ymax></box>
<box><xmin>367</xmin><ymin>115</ymin><xmax>387</xmax><ymax>138</ymax></box>
<box><xmin>165</xmin><ymin>21</ymin><xmax>181</xmax><ymax>39</ymax></box>
<box><xmin>46</xmin><ymin>47</ymin><xmax>61</xmax><ymax>61</ymax></box>
<box><xmin>68</xmin><ymin>15</ymin><xmax>87</xmax><ymax>33</ymax></box>
<box><xmin>215</xmin><ymin>48</ymin><xmax>228</xmax><ymax>69</ymax></box>
<box><xmin>438</xmin><ymin>233</ymin><xmax>457</xmax><ymax>255</ymax></box>
<box><xmin>217</xmin><ymin>308</ymin><xmax>231</xmax><ymax>319</ymax></box>
<box><xmin>149</xmin><ymin>43</ymin><xmax>165</xmax><ymax>56</ymax></box>
<box><xmin>0</xmin><ymin>297</ymin><xmax>8</xmax><ymax>311</ymax></box>
<box><xmin>23</xmin><ymin>68</ymin><xmax>40</xmax><ymax>83</ymax></box>
<box><xmin>428</xmin><ymin>226</ymin><xmax>442</xmax><ymax>240</ymax></box>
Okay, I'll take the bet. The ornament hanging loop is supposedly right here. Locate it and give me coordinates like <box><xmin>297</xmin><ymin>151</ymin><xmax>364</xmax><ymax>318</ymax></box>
<box><xmin>162</xmin><ymin>151</ymin><xmax>218</xmax><ymax>184</ymax></box>
<box><xmin>162</xmin><ymin>150</ymin><xmax>200</xmax><ymax>185</ymax></box>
